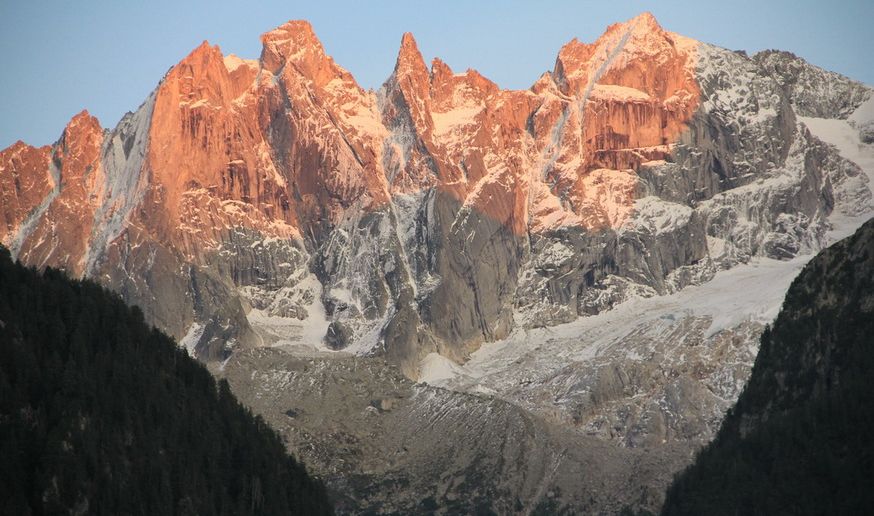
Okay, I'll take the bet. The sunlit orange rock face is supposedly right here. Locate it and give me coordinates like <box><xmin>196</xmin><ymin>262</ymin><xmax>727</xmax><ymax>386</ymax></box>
<box><xmin>579</xmin><ymin>19</ymin><xmax>699</xmax><ymax>174</ymax></box>
<box><xmin>0</xmin><ymin>12</ymin><xmax>703</xmax><ymax>373</ymax></box>
<box><xmin>256</xmin><ymin>21</ymin><xmax>392</xmax><ymax>240</ymax></box>
<box><xmin>2</xmin><ymin>12</ymin><xmax>697</xmax><ymax>251</ymax></box>
<box><xmin>20</xmin><ymin>111</ymin><xmax>105</xmax><ymax>275</ymax></box>
<box><xmin>1</xmin><ymin>112</ymin><xmax>105</xmax><ymax>275</ymax></box>
<box><xmin>372</xmin><ymin>12</ymin><xmax>700</xmax><ymax>236</ymax></box>
<box><xmin>142</xmin><ymin>21</ymin><xmax>396</xmax><ymax>261</ymax></box>
<box><xmin>0</xmin><ymin>142</ymin><xmax>53</xmax><ymax>250</ymax></box>
<box><xmin>537</xmin><ymin>12</ymin><xmax>700</xmax><ymax>231</ymax></box>
<box><xmin>144</xmin><ymin>40</ymin><xmax>297</xmax><ymax>259</ymax></box>
<box><xmin>384</xmin><ymin>36</ymin><xmax>537</xmax><ymax>235</ymax></box>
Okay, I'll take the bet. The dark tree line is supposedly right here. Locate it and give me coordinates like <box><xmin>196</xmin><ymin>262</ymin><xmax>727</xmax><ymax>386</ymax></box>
<box><xmin>661</xmin><ymin>219</ymin><xmax>874</xmax><ymax>515</ymax></box>
<box><xmin>0</xmin><ymin>247</ymin><xmax>333</xmax><ymax>515</ymax></box>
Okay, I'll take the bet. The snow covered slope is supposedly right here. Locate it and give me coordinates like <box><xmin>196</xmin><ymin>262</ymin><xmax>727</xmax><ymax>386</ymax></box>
<box><xmin>423</xmin><ymin>93</ymin><xmax>874</xmax><ymax>449</ymax></box>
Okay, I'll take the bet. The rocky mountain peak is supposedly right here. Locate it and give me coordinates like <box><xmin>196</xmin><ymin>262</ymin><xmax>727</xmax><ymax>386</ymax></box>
<box><xmin>624</xmin><ymin>11</ymin><xmax>662</xmax><ymax>33</ymax></box>
<box><xmin>1</xmin><ymin>13</ymin><xmax>872</xmax><ymax>390</ymax></box>
<box><xmin>601</xmin><ymin>11</ymin><xmax>669</xmax><ymax>50</ymax></box>
<box><xmin>65</xmin><ymin>108</ymin><xmax>98</xmax><ymax>126</ymax></box>
<box><xmin>382</xmin><ymin>30</ymin><xmax>434</xmax><ymax>145</ymax></box>
<box><xmin>59</xmin><ymin>110</ymin><xmax>102</xmax><ymax>150</ymax></box>
<box><xmin>56</xmin><ymin>110</ymin><xmax>103</xmax><ymax>182</ymax></box>
<box><xmin>1</xmin><ymin>140</ymin><xmax>35</xmax><ymax>158</ymax></box>
<box><xmin>259</xmin><ymin>19</ymin><xmax>339</xmax><ymax>87</ymax></box>
<box><xmin>530</xmin><ymin>71</ymin><xmax>558</xmax><ymax>94</ymax></box>
<box><xmin>429</xmin><ymin>56</ymin><xmax>452</xmax><ymax>81</ymax></box>
<box><xmin>553</xmin><ymin>37</ymin><xmax>594</xmax><ymax>92</ymax></box>
<box><xmin>163</xmin><ymin>40</ymin><xmax>238</xmax><ymax>107</ymax></box>
<box><xmin>188</xmin><ymin>40</ymin><xmax>221</xmax><ymax>59</ymax></box>
<box><xmin>395</xmin><ymin>32</ymin><xmax>426</xmax><ymax>74</ymax></box>
<box><xmin>1</xmin><ymin>107</ymin><xmax>107</xmax><ymax>277</ymax></box>
<box><xmin>0</xmin><ymin>141</ymin><xmax>53</xmax><ymax>256</ymax></box>
<box><xmin>554</xmin><ymin>12</ymin><xmax>695</xmax><ymax>96</ymax></box>
<box><xmin>753</xmin><ymin>48</ymin><xmax>872</xmax><ymax>118</ymax></box>
<box><xmin>428</xmin><ymin>58</ymin><xmax>498</xmax><ymax>113</ymax></box>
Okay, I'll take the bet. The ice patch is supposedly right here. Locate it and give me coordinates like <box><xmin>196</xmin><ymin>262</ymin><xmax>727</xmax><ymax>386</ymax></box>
<box><xmin>800</xmin><ymin>101</ymin><xmax>874</xmax><ymax>240</ymax></box>
<box><xmin>448</xmin><ymin>254</ymin><xmax>808</xmax><ymax>393</ymax></box>
<box><xmin>589</xmin><ymin>84</ymin><xmax>651</xmax><ymax>102</ymax></box>
<box><xmin>848</xmin><ymin>94</ymin><xmax>874</xmax><ymax>128</ymax></box>
<box><xmin>223</xmin><ymin>54</ymin><xmax>256</xmax><ymax>73</ymax></box>
<box><xmin>245</xmin><ymin>272</ymin><xmax>331</xmax><ymax>350</ymax></box>
<box><xmin>180</xmin><ymin>322</ymin><xmax>205</xmax><ymax>356</ymax></box>
<box><xmin>419</xmin><ymin>352</ymin><xmax>465</xmax><ymax>385</ymax></box>
<box><xmin>432</xmin><ymin>104</ymin><xmax>483</xmax><ymax>140</ymax></box>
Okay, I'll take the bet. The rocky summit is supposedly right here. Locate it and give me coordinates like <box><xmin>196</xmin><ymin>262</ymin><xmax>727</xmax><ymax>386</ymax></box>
<box><xmin>2</xmin><ymin>11</ymin><xmax>873</xmax><ymax>513</ymax></box>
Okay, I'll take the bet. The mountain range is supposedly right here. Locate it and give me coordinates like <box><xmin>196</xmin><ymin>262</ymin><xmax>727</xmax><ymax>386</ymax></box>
<box><xmin>2</xmin><ymin>12</ymin><xmax>873</xmax><ymax>513</ymax></box>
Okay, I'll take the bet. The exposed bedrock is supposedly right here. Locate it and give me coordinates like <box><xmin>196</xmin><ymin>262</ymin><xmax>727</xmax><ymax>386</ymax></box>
<box><xmin>0</xmin><ymin>14</ymin><xmax>871</xmax><ymax>378</ymax></box>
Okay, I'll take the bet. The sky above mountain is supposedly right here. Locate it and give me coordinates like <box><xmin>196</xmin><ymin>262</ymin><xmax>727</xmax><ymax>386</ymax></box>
<box><xmin>1</xmin><ymin>0</ymin><xmax>871</xmax><ymax>149</ymax></box>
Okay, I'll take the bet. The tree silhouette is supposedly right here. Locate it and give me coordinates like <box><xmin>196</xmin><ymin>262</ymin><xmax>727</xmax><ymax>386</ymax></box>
<box><xmin>0</xmin><ymin>246</ymin><xmax>333</xmax><ymax>515</ymax></box>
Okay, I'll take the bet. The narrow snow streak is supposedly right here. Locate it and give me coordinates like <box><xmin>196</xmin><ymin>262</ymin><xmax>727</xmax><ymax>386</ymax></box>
<box><xmin>84</xmin><ymin>92</ymin><xmax>157</xmax><ymax>276</ymax></box>
<box><xmin>8</xmin><ymin>161</ymin><xmax>61</xmax><ymax>258</ymax></box>
<box><xmin>530</xmin><ymin>20</ymin><xmax>636</xmax><ymax>226</ymax></box>
<box><xmin>387</xmin><ymin>198</ymin><xmax>420</xmax><ymax>298</ymax></box>
<box><xmin>577</xmin><ymin>22</ymin><xmax>637</xmax><ymax>157</ymax></box>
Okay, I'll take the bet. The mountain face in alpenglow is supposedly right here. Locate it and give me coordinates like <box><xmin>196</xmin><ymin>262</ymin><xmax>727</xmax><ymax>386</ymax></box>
<box><xmin>4</xmin><ymin>11</ymin><xmax>874</xmax><ymax>514</ymax></box>
<box><xmin>1</xmin><ymin>12</ymin><xmax>872</xmax><ymax>381</ymax></box>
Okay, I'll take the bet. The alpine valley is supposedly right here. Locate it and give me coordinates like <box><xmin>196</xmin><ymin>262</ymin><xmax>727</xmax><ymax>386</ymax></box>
<box><xmin>2</xmin><ymin>12</ymin><xmax>873</xmax><ymax>514</ymax></box>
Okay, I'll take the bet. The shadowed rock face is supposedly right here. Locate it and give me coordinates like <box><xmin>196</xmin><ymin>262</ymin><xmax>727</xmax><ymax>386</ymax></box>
<box><xmin>1</xmin><ymin>13</ymin><xmax>871</xmax><ymax>376</ymax></box>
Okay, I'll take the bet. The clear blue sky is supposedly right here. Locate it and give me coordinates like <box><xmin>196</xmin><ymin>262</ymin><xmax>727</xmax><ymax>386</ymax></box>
<box><xmin>2</xmin><ymin>0</ymin><xmax>872</xmax><ymax>149</ymax></box>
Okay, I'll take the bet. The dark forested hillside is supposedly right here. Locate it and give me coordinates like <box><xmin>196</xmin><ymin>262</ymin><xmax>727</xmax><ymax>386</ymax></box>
<box><xmin>0</xmin><ymin>247</ymin><xmax>332</xmax><ymax>515</ymax></box>
<box><xmin>662</xmin><ymin>218</ymin><xmax>874</xmax><ymax>515</ymax></box>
